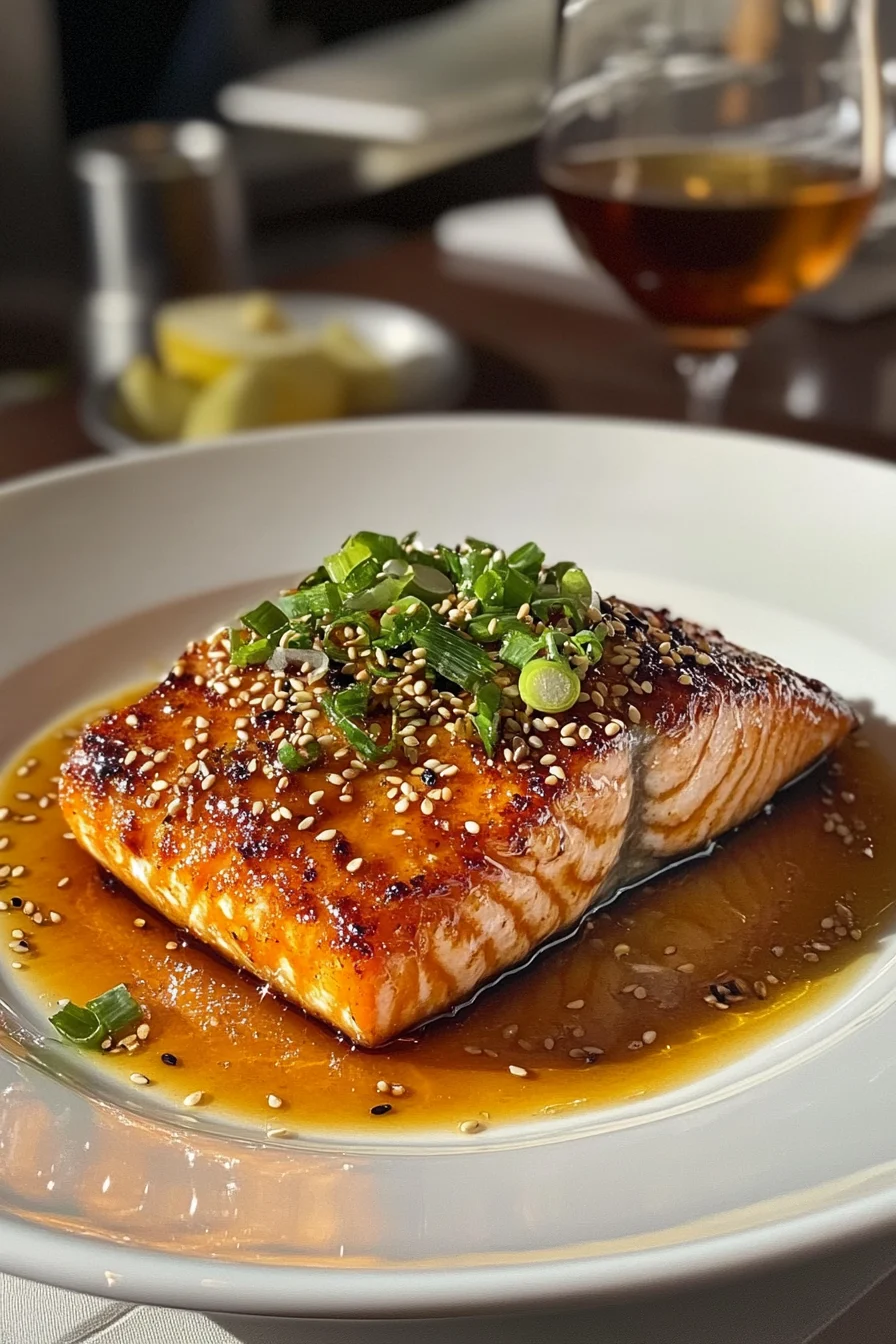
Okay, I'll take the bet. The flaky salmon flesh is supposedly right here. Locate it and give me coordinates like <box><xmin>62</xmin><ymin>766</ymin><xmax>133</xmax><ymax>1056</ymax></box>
<box><xmin>59</xmin><ymin>597</ymin><xmax>854</xmax><ymax>1047</ymax></box>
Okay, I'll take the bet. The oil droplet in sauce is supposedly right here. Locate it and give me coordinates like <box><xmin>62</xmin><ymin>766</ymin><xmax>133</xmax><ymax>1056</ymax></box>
<box><xmin>1</xmin><ymin>700</ymin><xmax>894</xmax><ymax>1136</ymax></box>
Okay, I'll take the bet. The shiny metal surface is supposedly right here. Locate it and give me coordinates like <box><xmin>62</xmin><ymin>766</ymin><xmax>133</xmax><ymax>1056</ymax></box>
<box><xmin>71</xmin><ymin>121</ymin><xmax>248</xmax><ymax>381</ymax></box>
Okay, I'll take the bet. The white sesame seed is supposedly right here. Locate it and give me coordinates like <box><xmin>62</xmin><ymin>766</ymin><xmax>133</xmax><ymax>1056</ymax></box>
<box><xmin>459</xmin><ymin>1119</ymin><xmax>483</xmax><ymax>1134</ymax></box>
<box><xmin>464</xmin><ymin>821</ymin><xmax>480</xmax><ymax>834</ymax></box>
<box><xmin>642</xmin><ymin>1030</ymin><xmax>657</xmax><ymax>1045</ymax></box>
<box><xmin>508</xmin><ymin>1064</ymin><xmax>528</xmax><ymax>1077</ymax></box>
<box><xmin>566</xmin><ymin>999</ymin><xmax>585</xmax><ymax>1010</ymax></box>
<box><xmin>267</xmin><ymin>1094</ymin><xmax>283</xmax><ymax>1109</ymax></box>
<box><xmin>183</xmin><ymin>1091</ymin><xmax>205</xmax><ymax>1107</ymax></box>
<box><xmin>129</xmin><ymin>1073</ymin><xmax>150</xmax><ymax>1086</ymax></box>
<box><xmin>136</xmin><ymin>1023</ymin><xmax>150</xmax><ymax>1041</ymax></box>
<box><xmin>315</xmin><ymin>829</ymin><xmax>337</xmax><ymax>842</ymax></box>
<box><xmin>346</xmin><ymin>857</ymin><xmax>363</xmax><ymax>873</ymax></box>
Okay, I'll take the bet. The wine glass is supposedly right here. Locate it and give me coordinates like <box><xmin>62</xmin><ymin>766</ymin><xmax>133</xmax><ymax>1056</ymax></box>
<box><xmin>539</xmin><ymin>0</ymin><xmax>883</xmax><ymax>424</ymax></box>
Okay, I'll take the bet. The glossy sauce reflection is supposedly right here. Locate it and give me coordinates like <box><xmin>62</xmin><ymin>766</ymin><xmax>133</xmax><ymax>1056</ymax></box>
<box><xmin>1</xmin><ymin>702</ymin><xmax>894</xmax><ymax>1134</ymax></box>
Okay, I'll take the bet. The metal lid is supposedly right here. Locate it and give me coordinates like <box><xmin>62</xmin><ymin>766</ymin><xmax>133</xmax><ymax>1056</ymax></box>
<box><xmin>71</xmin><ymin>120</ymin><xmax>232</xmax><ymax>185</ymax></box>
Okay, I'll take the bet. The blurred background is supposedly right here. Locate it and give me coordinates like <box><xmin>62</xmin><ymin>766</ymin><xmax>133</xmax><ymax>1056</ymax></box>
<box><xmin>0</xmin><ymin>0</ymin><xmax>554</xmax><ymax>388</ymax></box>
<box><xmin>3</xmin><ymin>0</ymin><xmax>896</xmax><ymax>448</ymax></box>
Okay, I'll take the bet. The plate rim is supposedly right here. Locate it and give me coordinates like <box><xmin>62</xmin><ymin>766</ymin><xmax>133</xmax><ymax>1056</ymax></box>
<box><xmin>11</xmin><ymin>408</ymin><xmax>896</xmax><ymax>498</ymax></box>
<box><xmin>2</xmin><ymin>413</ymin><xmax>896</xmax><ymax>1316</ymax></box>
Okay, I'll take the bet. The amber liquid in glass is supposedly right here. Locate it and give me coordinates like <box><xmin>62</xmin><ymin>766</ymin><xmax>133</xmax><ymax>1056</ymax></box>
<box><xmin>545</xmin><ymin>147</ymin><xmax>877</xmax><ymax>349</ymax></box>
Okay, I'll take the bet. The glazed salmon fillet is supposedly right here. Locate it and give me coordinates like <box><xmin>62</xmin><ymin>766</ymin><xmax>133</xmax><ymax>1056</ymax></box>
<box><xmin>59</xmin><ymin>556</ymin><xmax>854</xmax><ymax>1047</ymax></box>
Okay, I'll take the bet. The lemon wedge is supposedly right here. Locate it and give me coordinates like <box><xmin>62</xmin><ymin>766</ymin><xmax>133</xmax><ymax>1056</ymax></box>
<box><xmin>181</xmin><ymin>353</ymin><xmax>346</xmax><ymax>441</ymax></box>
<box><xmin>317</xmin><ymin>320</ymin><xmax>396</xmax><ymax>414</ymax></box>
<box><xmin>115</xmin><ymin>355</ymin><xmax>195</xmax><ymax>441</ymax></box>
<box><xmin>157</xmin><ymin>292</ymin><xmax>317</xmax><ymax>385</ymax></box>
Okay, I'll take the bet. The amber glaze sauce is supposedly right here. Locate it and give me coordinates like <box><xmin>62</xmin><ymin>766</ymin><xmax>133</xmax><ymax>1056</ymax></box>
<box><xmin>2</xmin><ymin>698</ymin><xmax>895</xmax><ymax>1136</ymax></box>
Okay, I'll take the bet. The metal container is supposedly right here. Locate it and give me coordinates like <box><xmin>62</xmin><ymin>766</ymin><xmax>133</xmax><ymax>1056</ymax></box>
<box><xmin>71</xmin><ymin>120</ymin><xmax>248</xmax><ymax>380</ymax></box>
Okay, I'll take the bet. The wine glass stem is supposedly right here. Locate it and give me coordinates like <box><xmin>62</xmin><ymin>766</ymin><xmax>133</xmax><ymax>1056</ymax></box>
<box><xmin>674</xmin><ymin>351</ymin><xmax>740</xmax><ymax>426</ymax></box>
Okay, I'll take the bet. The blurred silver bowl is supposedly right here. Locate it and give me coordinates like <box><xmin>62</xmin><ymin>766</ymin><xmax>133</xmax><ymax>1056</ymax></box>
<box><xmin>80</xmin><ymin>292</ymin><xmax>471</xmax><ymax>455</ymax></box>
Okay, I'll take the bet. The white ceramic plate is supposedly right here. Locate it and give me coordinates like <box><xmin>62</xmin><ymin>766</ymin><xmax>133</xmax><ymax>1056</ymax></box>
<box><xmin>1</xmin><ymin>416</ymin><xmax>896</xmax><ymax>1320</ymax></box>
<box><xmin>80</xmin><ymin>294</ymin><xmax>471</xmax><ymax>454</ymax></box>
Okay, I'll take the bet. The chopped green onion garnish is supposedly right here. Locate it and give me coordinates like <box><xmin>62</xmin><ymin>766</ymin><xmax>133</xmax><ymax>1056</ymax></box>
<box><xmin>467</xmin><ymin>612</ymin><xmax>527</xmax><ymax>642</ymax></box>
<box><xmin>345</xmin><ymin>571</ymin><xmax>412</xmax><ymax>613</ymax></box>
<box><xmin>241</xmin><ymin>600</ymin><xmax>288</xmax><ymax>640</ymax></box>
<box><xmin>473</xmin><ymin>567</ymin><xmax>505</xmax><ymax>608</ymax></box>
<box><xmin>378</xmin><ymin>597</ymin><xmax>432</xmax><ymax>648</ymax></box>
<box><xmin>322</xmin><ymin>686</ymin><xmax>391</xmax><ymax>762</ymax></box>
<box><xmin>502</xmin><ymin>566</ymin><xmax>534</xmax><ymax>611</ymax></box>
<box><xmin>86</xmin><ymin>983</ymin><xmax>143</xmax><ymax>1035</ymax></box>
<box><xmin>278</xmin><ymin>739</ymin><xmax>321</xmax><ymax>772</ymax></box>
<box><xmin>51</xmin><ymin>983</ymin><xmax>143</xmax><ymax>1050</ymax></box>
<box><xmin>407</xmin><ymin>563</ymin><xmax>454</xmax><ymax>601</ymax></box>
<box><xmin>228</xmin><ymin>532</ymin><xmax>608</xmax><ymax>766</ymax></box>
<box><xmin>49</xmin><ymin>1002</ymin><xmax>106</xmax><ymax>1049</ymax></box>
<box><xmin>229</xmin><ymin>629</ymin><xmax>273</xmax><ymax>667</ymax></box>
<box><xmin>339</xmin><ymin>554</ymin><xmax>381</xmax><ymax>596</ymax></box>
<box><xmin>276</xmin><ymin>583</ymin><xmax>340</xmax><ymax>620</ymax></box>
<box><xmin>434</xmin><ymin>545</ymin><xmax>463</xmax><ymax>585</ymax></box>
<box><xmin>457</xmin><ymin>548</ymin><xmax>490</xmax><ymax>597</ymax></box>
<box><xmin>323</xmin><ymin>536</ymin><xmax>374</xmax><ymax>585</ymax></box>
<box><xmin>473</xmin><ymin>682</ymin><xmax>501</xmax><ymax>757</ymax></box>
<box><xmin>500</xmin><ymin>627</ymin><xmax>544</xmax><ymax>669</ymax></box>
<box><xmin>332</xmin><ymin>683</ymin><xmax>370</xmax><ymax>718</ymax></box>
<box><xmin>417</xmin><ymin>622</ymin><xmax>494</xmax><ymax>692</ymax></box>
<box><xmin>351</xmin><ymin>531</ymin><xmax>404</xmax><ymax>564</ymax></box>
<box><xmin>507</xmin><ymin>541</ymin><xmax>545</xmax><ymax>576</ymax></box>
<box><xmin>560</xmin><ymin>567</ymin><xmax>593</xmax><ymax>606</ymax></box>
<box><xmin>568</xmin><ymin>628</ymin><xmax>606</xmax><ymax>663</ymax></box>
<box><xmin>518</xmin><ymin>657</ymin><xmax>581</xmax><ymax>713</ymax></box>
<box><xmin>324</xmin><ymin>613</ymin><xmax>379</xmax><ymax>662</ymax></box>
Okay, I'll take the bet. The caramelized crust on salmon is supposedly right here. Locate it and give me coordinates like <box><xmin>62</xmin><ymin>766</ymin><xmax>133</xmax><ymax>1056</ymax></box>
<box><xmin>59</xmin><ymin>601</ymin><xmax>854</xmax><ymax>1046</ymax></box>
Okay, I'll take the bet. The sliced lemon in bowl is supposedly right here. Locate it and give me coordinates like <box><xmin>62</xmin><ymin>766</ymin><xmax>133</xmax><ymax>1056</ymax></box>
<box><xmin>157</xmin><ymin>292</ymin><xmax>321</xmax><ymax>385</ymax></box>
<box><xmin>114</xmin><ymin>355</ymin><xmax>196</xmax><ymax>441</ymax></box>
<box><xmin>180</xmin><ymin>352</ymin><xmax>346</xmax><ymax>441</ymax></box>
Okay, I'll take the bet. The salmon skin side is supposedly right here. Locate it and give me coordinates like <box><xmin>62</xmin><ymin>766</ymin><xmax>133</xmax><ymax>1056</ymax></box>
<box><xmin>59</xmin><ymin>598</ymin><xmax>854</xmax><ymax>1046</ymax></box>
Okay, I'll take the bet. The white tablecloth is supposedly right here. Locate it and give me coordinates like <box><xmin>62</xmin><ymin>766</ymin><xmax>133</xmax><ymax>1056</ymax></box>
<box><xmin>5</xmin><ymin>1236</ymin><xmax>896</xmax><ymax>1344</ymax></box>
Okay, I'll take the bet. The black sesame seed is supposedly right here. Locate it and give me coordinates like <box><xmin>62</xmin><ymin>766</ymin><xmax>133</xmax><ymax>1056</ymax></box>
<box><xmin>161</xmin><ymin>1052</ymin><xmax>178</xmax><ymax>1067</ymax></box>
<box><xmin>421</xmin><ymin>768</ymin><xmax>438</xmax><ymax>787</ymax></box>
<box><xmin>370</xmin><ymin>1103</ymin><xmax>392</xmax><ymax>1116</ymax></box>
<box><xmin>10</xmin><ymin>898</ymin><xmax>22</xmax><ymax>909</ymax></box>
<box><xmin>383</xmin><ymin>881</ymin><xmax>409</xmax><ymax>902</ymax></box>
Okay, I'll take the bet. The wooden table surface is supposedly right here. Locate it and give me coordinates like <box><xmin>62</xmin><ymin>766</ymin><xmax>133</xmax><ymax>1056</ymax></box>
<box><xmin>2</xmin><ymin>232</ymin><xmax>896</xmax><ymax>481</ymax></box>
<box><xmin>1</xmin><ymin>230</ymin><xmax>895</xmax><ymax>1342</ymax></box>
